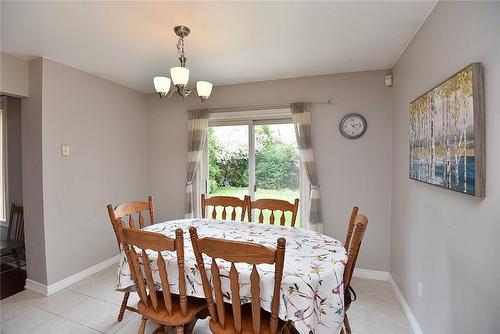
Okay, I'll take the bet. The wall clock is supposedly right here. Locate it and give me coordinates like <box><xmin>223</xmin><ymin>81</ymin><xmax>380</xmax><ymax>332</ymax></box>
<box><xmin>339</xmin><ymin>113</ymin><xmax>367</xmax><ymax>139</ymax></box>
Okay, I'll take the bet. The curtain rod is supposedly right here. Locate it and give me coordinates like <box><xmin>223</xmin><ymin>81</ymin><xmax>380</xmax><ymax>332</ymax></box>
<box><xmin>188</xmin><ymin>99</ymin><xmax>335</xmax><ymax>113</ymax></box>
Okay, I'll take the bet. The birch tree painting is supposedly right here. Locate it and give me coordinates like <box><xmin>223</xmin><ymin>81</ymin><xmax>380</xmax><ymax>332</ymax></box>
<box><xmin>409</xmin><ymin>63</ymin><xmax>485</xmax><ymax>197</ymax></box>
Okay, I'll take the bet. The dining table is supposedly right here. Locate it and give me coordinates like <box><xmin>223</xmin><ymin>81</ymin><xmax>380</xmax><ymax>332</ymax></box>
<box><xmin>116</xmin><ymin>218</ymin><xmax>348</xmax><ymax>334</ymax></box>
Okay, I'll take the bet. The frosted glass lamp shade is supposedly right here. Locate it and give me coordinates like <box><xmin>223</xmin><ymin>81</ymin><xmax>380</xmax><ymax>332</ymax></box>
<box><xmin>170</xmin><ymin>67</ymin><xmax>190</xmax><ymax>86</ymax></box>
<box><xmin>153</xmin><ymin>76</ymin><xmax>171</xmax><ymax>93</ymax></box>
<box><xmin>196</xmin><ymin>81</ymin><xmax>213</xmax><ymax>98</ymax></box>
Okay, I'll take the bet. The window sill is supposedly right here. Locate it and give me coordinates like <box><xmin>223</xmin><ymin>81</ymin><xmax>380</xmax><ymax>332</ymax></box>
<box><xmin>0</xmin><ymin>220</ymin><xmax>7</xmax><ymax>228</ymax></box>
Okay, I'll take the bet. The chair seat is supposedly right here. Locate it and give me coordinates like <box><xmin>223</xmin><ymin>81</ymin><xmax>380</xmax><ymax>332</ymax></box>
<box><xmin>0</xmin><ymin>239</ymin><xmax>23</xmax><ymax>251</ymax></box>
<box><xmin>208</xmin><ymin>303</ymin><xmax>291</xmax><ymax>334</ymax></box>
<box><xmin>137</xmin><ymin>293</ymin><xmax>207</xmax><ymax>326</ymax></box>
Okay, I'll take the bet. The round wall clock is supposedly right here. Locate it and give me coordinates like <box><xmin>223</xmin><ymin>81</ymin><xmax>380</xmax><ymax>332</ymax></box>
<box><xmin>339</xmin><ymin>113</ymin><xmax>367</xmax><ymax>139</ymax></box>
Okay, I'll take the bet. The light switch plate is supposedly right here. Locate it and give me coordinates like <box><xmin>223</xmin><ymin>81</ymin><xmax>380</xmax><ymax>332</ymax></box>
<box><xmin>61</xmin><ymin>144</ymin><xmax>70</xmax><ymax>157</ymax></box>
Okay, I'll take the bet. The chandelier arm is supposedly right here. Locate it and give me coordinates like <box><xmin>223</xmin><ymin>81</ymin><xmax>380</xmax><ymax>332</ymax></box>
<box><xmin>167</xmin><ymin>86</ymin><xmax>177</xmax><ymax>98</ymax></box>
<box><xmin>192</xmin><ymin>89</ymin><xmax>209</xmax><ymax>103</ymax></box>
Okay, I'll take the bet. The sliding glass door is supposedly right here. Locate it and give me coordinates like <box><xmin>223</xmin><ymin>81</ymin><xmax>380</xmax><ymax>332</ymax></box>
<box><xmin>207</xmin><ymin>125</ymin><xmax>249</xmax><ymax>199</ymax></box>
<box><xmin>206</xmin><ymin>119</ymin><xmax>301</xmax><ymax>226</ymax></box>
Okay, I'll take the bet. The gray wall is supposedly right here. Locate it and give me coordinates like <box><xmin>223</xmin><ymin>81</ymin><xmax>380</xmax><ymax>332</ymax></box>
<box><xmin>19</xmin><ymin>58</ymin><xmax>148</xmax><ymax>285</ymax></box>
<box><xmin>148</xmin><ymin>70</ymin><xmax>393</xmax><ymax>271</ymax></box>
<box><xmin>21</xmin><ymin>58</ymin><xmax>47</xmax><ymax>284</ymax></box>
<box><xmin>390</xmin><ymin>2</ymin><xmax>500</xmax><ymax>333</ymax></box>
<box><xmin>0</xmin><ymin>53</ymin><xmax>29</xmax><ymax>97</ymax></box>
<box><xmin>40</xmin><ymin>59</ymin><xmax>148</xmax><ymax>284</ymax></box>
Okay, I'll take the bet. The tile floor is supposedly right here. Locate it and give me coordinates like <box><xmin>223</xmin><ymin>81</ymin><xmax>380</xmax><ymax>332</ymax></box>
<box><xmin>0</xmin><ymin>265</ymin><xmax>413</xmax><ymax>334</ymax></box>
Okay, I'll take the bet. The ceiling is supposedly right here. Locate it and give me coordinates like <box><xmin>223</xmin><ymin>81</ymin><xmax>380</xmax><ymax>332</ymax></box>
<box><xmin>1</xmin><ymin>1</ymin><xmax>436</xmax><ymax>93</ymax></box>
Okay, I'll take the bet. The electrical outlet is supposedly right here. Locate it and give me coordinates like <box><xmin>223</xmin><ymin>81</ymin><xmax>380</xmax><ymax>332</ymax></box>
<box><xmin>61</xmin><ymin>144</ymin><xmax>70</xmax><ymax>157</ymax></box>
<box><xmin>417</xmin><ymin>281</ymin><xmax>424</xmax><ymax>300</ymax></box>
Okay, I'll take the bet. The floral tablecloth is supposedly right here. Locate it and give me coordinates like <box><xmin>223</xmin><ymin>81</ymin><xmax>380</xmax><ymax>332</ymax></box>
<box><xmin>116</xmin><ymin>219</ymin><xmax>347</xmax><ymax>334</ymax></box>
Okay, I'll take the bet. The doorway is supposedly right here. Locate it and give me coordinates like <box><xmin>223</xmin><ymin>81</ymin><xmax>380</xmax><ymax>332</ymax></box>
<box><xmin>0</xmin><ymin>95</ymin><xmax>26</xmax><ymax>299</ymax></box>
<box><xmin>203</xmin><ymin>110</ymin><xmax>306</xmax><ymax>226</ymax></box>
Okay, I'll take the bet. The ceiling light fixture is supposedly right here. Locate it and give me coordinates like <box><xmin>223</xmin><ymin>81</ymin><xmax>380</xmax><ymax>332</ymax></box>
<box><xmin>153</xmin><ymin>26</ymin><xmax>212</xmax><ymax>102</ymax></box>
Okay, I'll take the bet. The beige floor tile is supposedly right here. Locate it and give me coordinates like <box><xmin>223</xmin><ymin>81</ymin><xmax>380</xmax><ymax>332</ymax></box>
<box><xmin>0</xmin><ymin>300</ymin><xmax>32</xmax><ymax>324</ymax></box>
<box><xmin>369</xmin><ymin>309</ymin><xmax>413</xmax><ymax>334</ymax></box>
<box><xmin>67</xmin><ymin>269</ymin><xmax>136</xmax><ymax>306</ymax></box>
<box><xmin>59</xmin><ymin>297</ymin><xmax>132</xmax><ymax>333</ymax></box>
<box><xmin>346</xmin><ymin>307</ymin><xmax>372</xmax><ymax>334</ymax></box>
<box><xmin>25</xmin><ymin>317</ymin><xmax>100</xmax><ymax>334</ymax></box>
<box><xmin>25</xmin><ymin>289</ymin><xmax>88</xmax><ymax>315</ymax></box>
<box><xmin>1</xmin><ymin>305</ymin><xmax>54</xmax><ymax>334</ymax></box>
<box><xmin>0</xmin><ymin>290</ymin><xmax>44</xmax><ymax>304</ymax></box>
<box><xmin>358</xmin><ymin>279</ymin><xmax>393</xmax><ymax>295</ymax></box>
<box><xmin>348</xmin><ymin>284</ymin><xmax>367</xmax><ymax>311</ymax></box>
<box><xmin>0</xmin><ymin>290</ymin><xmax>45</xmax><ymax>323</ymax></box>
<box><xmin>363</xmin><ymin>290</ymin><xmax>403</xmax><ymax>313</ymax></box>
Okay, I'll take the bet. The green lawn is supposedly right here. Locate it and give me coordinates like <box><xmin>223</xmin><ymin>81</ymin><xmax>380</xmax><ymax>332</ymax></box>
<box><xmin>209</xmin><ymin>186</ymin><xmax>300</xmax><ymax>227</ymax></box>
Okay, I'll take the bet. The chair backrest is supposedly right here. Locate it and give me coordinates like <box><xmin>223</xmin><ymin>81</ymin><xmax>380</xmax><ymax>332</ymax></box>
<box><xmin>119</xmin><ymin>226</ymin><xmax>188</xmax><ymax>317</ymax></box>
<box><xmin>7</xmin><ymin>204</ymin><xmax>24</xmax><ymax>242</ymax></box>
<box><xmin>250</xmin><ymin>198</ymin><xmax>299</xmax><ymax>227</ymax></box>
<box><xmin>189</xmin><ymin>227</ymin><xmax>286</xmax><ymax>334</ymax></box>
<box><xmin>201</xmin><ymin>194</ymin><xmax>250</xmax><ymax>221</ymax></box>
<box><xmin>343</xmin><ymin>206</ymin><xmax>359</xmax><ymax>253</ymax></box>
<box><xmin>343</xmin><ymin>214</ymin><xmax>368</xmax><ymax>289</ymax></box>
<box><xmin>106</xmin><ymin>195</ymin><xmax>155</xmax><ymax>248</ymax></box>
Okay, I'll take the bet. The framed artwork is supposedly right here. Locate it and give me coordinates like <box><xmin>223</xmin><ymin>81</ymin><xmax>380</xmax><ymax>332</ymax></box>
<box><xmin>409</xmin><ymin>63</ymin><xmax>485</xmax><ymax>197</ymax></box>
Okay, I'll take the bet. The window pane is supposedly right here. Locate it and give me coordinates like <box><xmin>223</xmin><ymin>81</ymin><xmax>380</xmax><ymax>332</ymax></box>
<box><xmin>207</xmin><ymin>125</ymin><xmax>249</xmax><ymax>219</ymax></box>
<box><xmin>255</xmin><ymin>124</ymin><xmax>300</xmax><ymax>226</ymax></box>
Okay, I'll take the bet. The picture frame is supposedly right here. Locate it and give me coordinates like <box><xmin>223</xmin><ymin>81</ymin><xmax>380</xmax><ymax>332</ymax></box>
<box><xmin>409</xmin><ymin>62</ymin><xmax>485</xmax><ymax>197</ymax></box>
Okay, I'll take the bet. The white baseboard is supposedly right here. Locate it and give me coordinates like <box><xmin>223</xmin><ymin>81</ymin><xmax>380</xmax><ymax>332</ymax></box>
<box><xmin>389</xmin><ymin>274</ymin><xmax>423</xmax><ymax>334</ymax></box>
<box><xmin>25</xmin><ymin>254</ymin><xmax>120</xmax><ymax>296</ymax></box>
<box><xmin>353</xmin><ymin>268</ymin><xmax>389</xmax><ymax>281</ymax></box>
<box><xmin>24</xmin><ymin>279</ymin><xmax>48</xmax><ymax>295</ymax></box>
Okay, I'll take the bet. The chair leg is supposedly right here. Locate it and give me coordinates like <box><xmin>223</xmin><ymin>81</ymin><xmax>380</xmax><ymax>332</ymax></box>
<box><xmin>138</xmin><ymin>316</ymin><xmax>147</xmax><ymax>334</ymax></box>
<box><xmin>176</xmin><ymin>325</ymin><xmax>184</xmax><ymax>334</ymax></box>
<box><xmin>344</xmin><ymin>312</ymin><xmax>352</xmax><ymax>334</ymax></box>
<box><xmin>118</xmin><ymin>292</ymin><xmax>130</xmax><ymax>322</ymax></box>
<box><xmin>12</xmin><ymin>248</ymin><xmax>21</xmax><ymax>269</ymax></box>
<box><xmin>340</xmin><ymin>328</ymin><xmax>345</xmax><ymax>334</ymax></box>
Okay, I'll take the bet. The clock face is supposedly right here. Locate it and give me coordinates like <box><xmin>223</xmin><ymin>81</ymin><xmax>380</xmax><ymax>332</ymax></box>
<box><xmin>340</xmin><ymin>114</ymin><xmax>367</xmax><ymax>139</ymax></box>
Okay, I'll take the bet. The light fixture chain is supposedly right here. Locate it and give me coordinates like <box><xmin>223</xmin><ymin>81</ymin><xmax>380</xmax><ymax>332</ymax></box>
<box><xmin>176</xmin><ymin>36</ymin><xmax>187</xmax><ymax>67</ymax></box>
<box><xmin>176</xmin><ymin>37</ymin><xmax>184</xmax><ymax>56</ymax></box>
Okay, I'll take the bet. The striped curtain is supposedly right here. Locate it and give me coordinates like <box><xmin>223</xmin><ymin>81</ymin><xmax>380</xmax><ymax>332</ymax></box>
<box><xmin>185</xmin><ymin>109</ymin><xmax>209</xmax><ymax>218</ymax></box>
<box><xmin>291</xmin><ymin>102</ymin><xmax>324</xmax><ymax>233</ymax></box>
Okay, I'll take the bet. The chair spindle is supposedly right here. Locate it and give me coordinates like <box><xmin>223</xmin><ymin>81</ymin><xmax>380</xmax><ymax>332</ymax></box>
<box><xmin>250</xmin><ymin>265</ymin><xmax>261</xmax><ymax>334</ymax></box>
<box><xmin>229</xmin><ymin>263</ymin><xmax>242</xmax><ymax>332</ymax></box>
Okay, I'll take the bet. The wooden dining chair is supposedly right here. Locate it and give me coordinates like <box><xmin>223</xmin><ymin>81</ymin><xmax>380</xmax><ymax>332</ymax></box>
<box><xmin>249</xmin><ymin>198</ymin><xmax>299</xmax><ymax>227</ymax></box>
<box><xmin>0</xmin><ymin>204</ymin><xmax>24</xmax><ymax>269</ymax></box>
<box><xmin>106</xmin><ymin>195</ymin><xmax>155</xmax><ymax>322</ymax></box>
<box><xmin>343</xmin><ymin>206</ymin><xmax>359</xmax><ymax>253</ymax></box>
<box><xmin>189</xmin><ymin>226</ymin><xmax>296</xmax><ymax>334</ymax></box>
<box><xmin>201</xmin><ymin>194</ymin><xmax>250</xmax><ymax>221</ymax></box>
<box><xmin>119</xmin><ymin>226</ymin><xmax>207</xmax><ymax>334</ymax></box>
<box><xmin>341</xmin><ymin>214</ymin><xmax>368</xmax><ymax>334</ymax></box>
